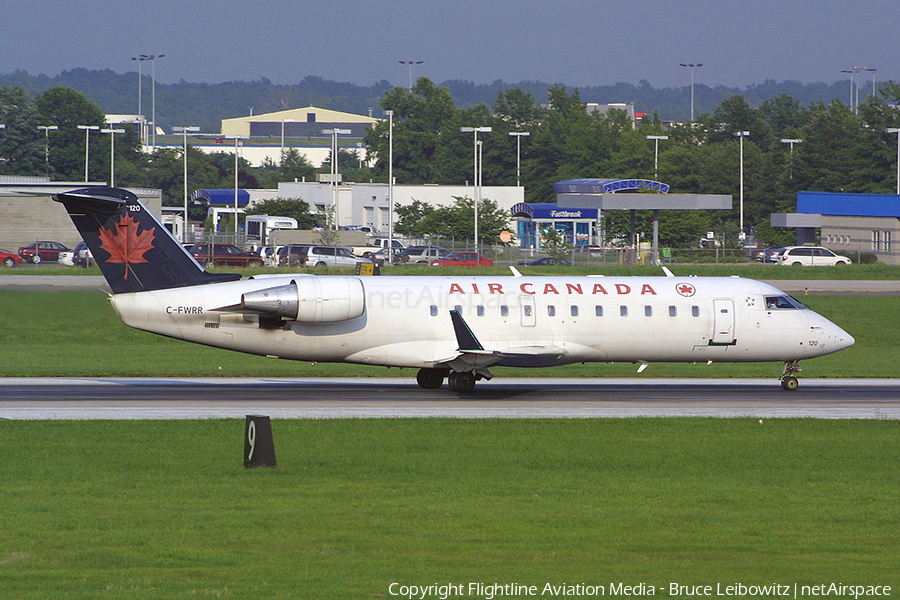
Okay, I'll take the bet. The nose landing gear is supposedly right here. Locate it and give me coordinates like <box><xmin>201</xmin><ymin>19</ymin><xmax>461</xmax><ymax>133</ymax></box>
<box><xmin>781</xmin><ymin>360</ymin><xmax>801</xmax><ymax>391</ymax></box>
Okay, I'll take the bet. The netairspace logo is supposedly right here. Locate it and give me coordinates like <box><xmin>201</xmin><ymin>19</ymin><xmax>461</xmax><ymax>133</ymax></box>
<box><xmin>387</xmin><ymin>582</ymin><xmax>893</xmax><ymax>600</ymax></box>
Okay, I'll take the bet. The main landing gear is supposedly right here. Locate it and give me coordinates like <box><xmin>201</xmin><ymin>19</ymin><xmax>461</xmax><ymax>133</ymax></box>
<box><xmin>780</xmin><ymin>360</ymin><xmax>801</xmax><ymax>391</ymax></box>
<box><xmin>416</xmin><ymin>368</ymin><xmax>482</xmax><ymax>393</ymax></box>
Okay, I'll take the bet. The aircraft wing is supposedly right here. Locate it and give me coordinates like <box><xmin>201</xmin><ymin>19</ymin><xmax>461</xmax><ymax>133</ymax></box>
<box><xmin>435</xmin><ymin>310</ymin><xmax>567</xmax><ymax>375</ymax></box>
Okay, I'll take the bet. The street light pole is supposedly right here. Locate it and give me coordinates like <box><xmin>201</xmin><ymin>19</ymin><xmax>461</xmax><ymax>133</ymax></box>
<box><xmin>779</xmin><ymin>138</ymin><xmax>802</xmax><ymax>179</ymax></box>
<box><xmin>860</xmin><ymin>67</ymin><xmax>877</xmax><ymax>99</ymax></box>
<box><xmin>132</xmin><ymin>56</ymin><xmax>149</xmax><ymax>144</ymax></box>
<box><xmin>37</xmin><ymin>125</ymin><xmax>58</xmax><ymax>174</ymax></box>
<box><xmin>734</xmin><ymin>131</ymin><xmax>750</xmax><ymax>241</ymax></box>
<box><xmin>77</xmin><ymin>125</ymin><xmax>99</xmax><ymax>182</ymax></box>
<box><xmin>679</xmin><ymin>63</ymin><xmax>703</xmax><ymax>121</ymax></box>
<box><xmin>645</xmin><ymin>135</ymin><xmax>668</xmax><ymax>179</ymax></box>
<box><xmin>141</xmin><ymin>54</ymin><xmax>165</xmax><ymax>149</ymax></box>
<box><xmin>887</xmin><ymin>128</ymin><xmax>900</xmax><ymax>194</ymax></box>
<box><xmin>508</xmin><ymin>131</ymin><xmax>530</xmax><ymax>186</ymax></box>
<box><xmin>324</xmin><ymin>128</ymin><xmax>351</xmax><ymax>230</ymax></box>
<box><xmin>460</xmin><ymin>126</ymin><xmax>492</xmax><ymax>250</ymax></box>
<box><xmin>385</xmin><ymin>110</ymin><xmax>394</xmax><ymax>262</ymax></box>
<box><xmin>174</xmin><ymin>126</ymin><xmax>200</xmax><ymax>242</ymax></box>
<box><xmin>100</xmin><ymin>128</ymin><xmax>126</xmax><ymax>187</ymax></box>
<box><xmin>398</xmin><ymin>60</ymin><xmax>423</xmax><ymax>91</ymax></box>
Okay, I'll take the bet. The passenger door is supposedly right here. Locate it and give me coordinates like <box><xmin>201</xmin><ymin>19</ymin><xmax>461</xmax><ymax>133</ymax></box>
<box><xmin>712</xmin><ymin>299</ymin><xmax>735</xmax><ymax>344</ymax></box>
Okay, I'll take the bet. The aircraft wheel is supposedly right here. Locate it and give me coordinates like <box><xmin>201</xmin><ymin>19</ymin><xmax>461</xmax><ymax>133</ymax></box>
<box><xmin>781</xmin><ymin>376</ymin><xmax>799</xmax><ymax>391</ymax></box>
<box><xmin>448</xmin><ymin>371</ymin><xmax>476</xmax><ymax>393</ymax></box>
<box><xmin>416</xmin><ymin>368</ymin><xmax>445</xmax><ymax>390</ymax></box>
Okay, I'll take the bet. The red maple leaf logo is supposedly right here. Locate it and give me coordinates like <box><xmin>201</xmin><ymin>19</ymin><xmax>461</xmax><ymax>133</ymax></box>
<box><xmin>676</xmin><ymin>283</ymin><xmax>696</xmax><ymax>297</ymax></box>
<box><xmin>97</xmin><ymin>213</ymin><xmax>155</xmax><ymax>280</ymax></box>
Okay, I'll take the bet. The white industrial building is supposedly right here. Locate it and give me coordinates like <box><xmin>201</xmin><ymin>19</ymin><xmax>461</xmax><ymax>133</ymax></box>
<box><xmin>275</xmin><ymin>181</ymin><xmax>524</xmax><ymax>236</ymax></box>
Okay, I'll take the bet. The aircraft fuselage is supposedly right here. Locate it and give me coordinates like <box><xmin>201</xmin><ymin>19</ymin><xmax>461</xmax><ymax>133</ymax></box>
<box><xmin>109</xmin><ymin>273</ymin><xmax>853</xmax><ymax>370</ymax></box>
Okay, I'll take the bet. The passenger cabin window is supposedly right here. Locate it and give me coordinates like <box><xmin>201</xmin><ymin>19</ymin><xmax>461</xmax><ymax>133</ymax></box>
<box><xmin>669</xmin><ymin>306</ymin><xmax>677</xmax><ymax>317</ymax></box>
<box><xmin>548</xmin><ymin>305</ymin><xmax>556</xmax><ymax>317</ymax></box>
<box><xmin>430</xmin><ymin>305</ymin><xmax>438</xmax><ymax>317</ymax></box>
<box><xmin>644</xmin><ymin>306</ymin><xmax>652</xmax><ymax>317</ymax></box>
<box><xmin>501</xmin><ymin>306</ymin><xmax>509</xmax><ymax>317</ymax></box>
<box><xmin>571</xmin><ymin>305</ymin><xmax>579</xmax><ymax>317</ymax></box>
<box><xmin>477</xmin><ymin>305</ymin><xmax>484</xmax><ymax>317</ymax></box>
<box><xmin>595</xmin><ymin>306</ymin><xmax>604</xmax><ymax>317</ymax></box>
<box><xmin>524</xmin><ymin>305</ymin><xmax>532</xmax><ymax>317</ymax></box>
<box><xmin>765</xmin><ymin>296</ymin><xmax>804</xmax><ymax>310</ymax></box>
<box><xmin>692</xmin><ymin>306</ymin><xmax>700</xmax><ymax>317</ymax></box>
<box><xmin>620</xmin><ymin>306</ymin><xmax>628</xmax><ymax>317</ymax></box>
<box><xmin>454</xmin><ymin>305</ymin><xmax>462</xmax><ymax>313</ymax></box>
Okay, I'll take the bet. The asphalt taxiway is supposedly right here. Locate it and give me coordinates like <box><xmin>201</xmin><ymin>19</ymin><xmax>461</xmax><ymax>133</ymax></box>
<box><xmin>1</xmin><ymin>377</ymin><xmax>898</xmax><ymax>420</ymax></box>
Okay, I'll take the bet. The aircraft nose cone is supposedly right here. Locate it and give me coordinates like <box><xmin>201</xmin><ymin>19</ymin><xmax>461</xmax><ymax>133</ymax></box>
<box><xmin>826</xmin><ymin>320</ymin><xmax>855</xmax><ymax>352</ymax></box>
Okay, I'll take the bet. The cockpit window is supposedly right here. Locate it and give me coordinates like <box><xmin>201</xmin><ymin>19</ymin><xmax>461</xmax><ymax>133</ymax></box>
<box><xmin>765</xmin><ymin>295</ymin><xmax>805</xmax><ymax>310</ymax></box>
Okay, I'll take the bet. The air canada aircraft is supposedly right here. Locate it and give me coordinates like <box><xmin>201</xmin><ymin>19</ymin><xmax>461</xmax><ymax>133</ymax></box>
<box><xmin>55</xmin><ymin>187</ymin><xmax>855</xmax><ymax>392</ymax></box>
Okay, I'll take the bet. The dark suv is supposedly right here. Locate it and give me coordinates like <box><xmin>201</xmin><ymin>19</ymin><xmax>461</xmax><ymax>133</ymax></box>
<box><xmin>185</xmin><ymin>244</ymin><xmax>263</xmax><ymax>268</ymax></box>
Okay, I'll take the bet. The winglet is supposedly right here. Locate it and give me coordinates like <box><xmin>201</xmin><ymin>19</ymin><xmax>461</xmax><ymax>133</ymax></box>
<box><xmin>449</xmin><ymin>309</ymin><xmax>484</xmax><ymax>351</ymax></box>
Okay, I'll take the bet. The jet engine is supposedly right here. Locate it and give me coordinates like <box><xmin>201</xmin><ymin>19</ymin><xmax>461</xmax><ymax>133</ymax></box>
<box><xmin>237</xmin><ymin>277</ymin><xmax>365</xmax><ymax>323</ymax></box>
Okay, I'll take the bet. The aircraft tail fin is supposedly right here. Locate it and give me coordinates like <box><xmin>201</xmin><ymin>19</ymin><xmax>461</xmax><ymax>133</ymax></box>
<box><xmin>54</xmin><ymin>186</ymin><xmax>241</xmax><ymax>294</ymax></box>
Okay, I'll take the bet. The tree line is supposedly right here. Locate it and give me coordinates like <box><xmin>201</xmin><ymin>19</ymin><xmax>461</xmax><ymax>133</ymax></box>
<box><xmin>3</xmin><ymin>78</ymin><xmax>900</xmax><ymax>247</ymax></box>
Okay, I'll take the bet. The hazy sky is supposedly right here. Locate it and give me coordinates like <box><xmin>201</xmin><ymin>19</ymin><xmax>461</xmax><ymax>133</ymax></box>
<box><xmin>2</xmin><ymin>0</ymin><xmax>896</xmax><ymax>90</ymax></box>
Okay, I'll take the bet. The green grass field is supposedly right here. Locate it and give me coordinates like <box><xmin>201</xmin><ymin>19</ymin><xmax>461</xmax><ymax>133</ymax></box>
<box><xmin>0</xmin><ymin>288</ymin><xmax>895</xmax><ymax>378</ymax></box>
<box><xmin>1</xmin><ymin>419</ymin><xmax>897</xmax><ymax>599</ymax></box>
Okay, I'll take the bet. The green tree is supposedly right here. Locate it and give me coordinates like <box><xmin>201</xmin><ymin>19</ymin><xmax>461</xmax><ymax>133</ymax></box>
<box><xmin>34</xmin><ymin>86</ymin><xmax>107</xmax><ymax>181</ymax></box>
<box><xmin>255</xmin><ymin>149</ymin><xmax>318</xmax><ymax>188</ymax></box>
<box><xmin>0</xmin><ymin>85</ymin><xmax>45</xmax><ymax>175</ymax></box>
<box><xmin>540</xmin><ymin>225</ymin><xmax>573</xmax><ymax>261</ymax></box>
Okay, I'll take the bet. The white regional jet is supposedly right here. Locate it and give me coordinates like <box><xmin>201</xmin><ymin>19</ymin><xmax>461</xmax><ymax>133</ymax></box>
<box><xmin>55</xmin><ymin>187</ymin><xmax>855</xmax><ymax>392</ymax></box>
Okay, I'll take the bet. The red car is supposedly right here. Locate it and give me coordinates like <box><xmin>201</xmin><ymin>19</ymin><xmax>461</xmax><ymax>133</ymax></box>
<box><xmin>1</xmin><ymin>248</ymin><xmax>23</xmax><ymax>267</ymax></box>
<box><xmin>18</xmin><ymin>241</ymin><xmax>71</xmax><ymax>264</ymax></box>
<box><xmin>430</xmin><ymin>251</ymin><xmax>493</xmax><ymax>267</ymax></box>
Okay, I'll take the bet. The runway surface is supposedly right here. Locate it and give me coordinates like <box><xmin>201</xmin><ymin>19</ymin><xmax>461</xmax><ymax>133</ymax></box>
<box><xmin>1</xmin><ymin>377</ymin><xmax>898</xmax><ymax>420</ymax></box>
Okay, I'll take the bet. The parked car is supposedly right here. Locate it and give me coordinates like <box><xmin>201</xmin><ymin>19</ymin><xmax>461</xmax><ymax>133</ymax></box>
<box><xmin>364</xmin><ymin>247</ymin><xmax>405</xmax><ymax>266</ymax></box>
<box><xmin>431</xmin><ymin>251</ymin><xmax>493</xmax><ymax>267</ymax></box>
<box><xmin>300</xmin><ymin>245</ymin><xmax>376</xmax><ymax>268</ymax></box>
<box><xmin>18</xmin><ymin>241</ymin><xmax>70</xmax><ymax>264</ymax></box>
<box><xmin>276</xmin><ymin>244</ymin><xmax>311</xmax><ymax>267</ymax></box>
<box><xmin>57</xmin><ymin>250</ymin><xmax>75</xmax><ymax>266</ymax></box>
<box><xmin>397</xmin><ymin>245</ymin><xmax>448</xmax><ymax>264</ymax></box>
<box><xmin>72</xmin><ymin>241</ymin><xmax>94</xmax><ymax>268</ymax></box>
<box><xmin>185</xmin><ymin>244</ymin><xmax>264</xmax><ymax>268</ymax></box>
<box><xmin>778</xmin><ymin>246</ymin><xmax>851</xmax><ymax>267</ymax></box>
<box><xmin>255</xmin><ymin>245</ymin><xmax>280</xmax><ymax>266</ymax></box>
<box><xmin>758</xmin><ymin>246</ymin><xmax>786</xmax><ymax>263</ymax></box>
<box><xmin>0</xmin><ymin>248</ymin><xmax>23</xmax><ymax>267</ymax></box>
<box><xmin>518</xmin><ymin>256</ymin><xmax>571</xmax><ymax>266</ymax></box>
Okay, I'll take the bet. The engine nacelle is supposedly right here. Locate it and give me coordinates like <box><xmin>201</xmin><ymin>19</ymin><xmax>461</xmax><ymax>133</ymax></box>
<box><xmin>239</xmin><ymin>277</ymin><xmax>366</xmax><ymax>323</ymax></box>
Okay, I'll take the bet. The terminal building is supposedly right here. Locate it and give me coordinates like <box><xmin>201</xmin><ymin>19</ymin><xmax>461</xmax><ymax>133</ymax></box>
<box><xmin>772</xmin><ymin>191</ymin><xmax>900</xmax><ymax>265</ymax></box>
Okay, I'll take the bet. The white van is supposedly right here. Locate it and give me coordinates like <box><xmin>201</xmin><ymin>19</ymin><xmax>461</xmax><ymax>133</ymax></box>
<box><xmin>778</xmin><ymin>246</ymin><xmax>851</xmax><ymax>267</ymax></box>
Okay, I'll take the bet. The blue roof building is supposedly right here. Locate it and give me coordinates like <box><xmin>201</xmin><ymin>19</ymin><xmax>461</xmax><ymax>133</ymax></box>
<box><xmin>772</xmin><ymin>191</ymin><xmax>900</xmax><ymax>264</ymax></box>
